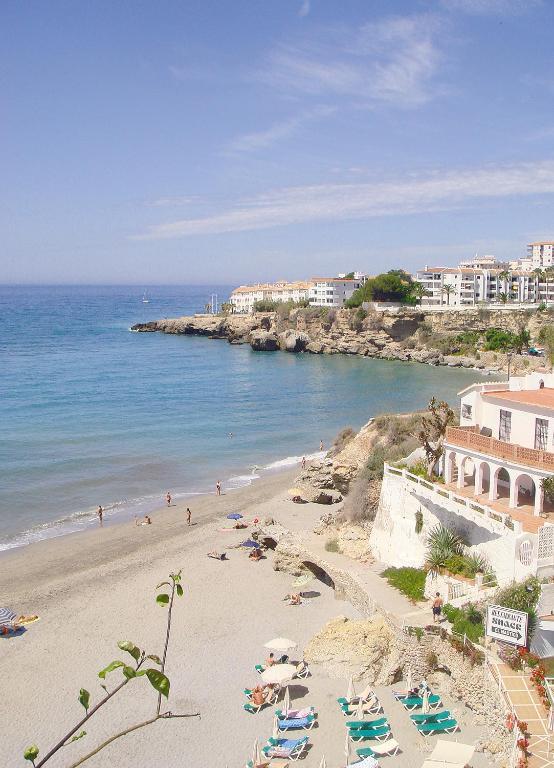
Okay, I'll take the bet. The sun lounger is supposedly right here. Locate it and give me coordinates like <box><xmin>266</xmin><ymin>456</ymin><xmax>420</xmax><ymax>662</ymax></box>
<box><xmin>417</xmin><ymin>718</ymin><xmax>458</xmax><ymax>736</ymax></box>
<box><xmin>356</xmin><ymin>738</ymin><xmax>400</xmax><ymax>757</ymax></box>
<box><xmin>294</xmin><ymin>661</ymin><xmax>310</xmax><ymax>679</ymax></box>
<box><xmin>275</xmin><ymin>707</ymin><xmax>315</xmax><ymax>720</ymax></box>
<box><xmin>278</xmin><ymin>714</ymin><xmax>316</xmax><ymax>731</ymax></box>
<box><xmin>349</xmin><ymin>725</ymin><xmax>391</xmax><ymax>742</ymax></box>
<box><xmin>262</xmin><ymin>736</ymin><xmax>309</xmax><ymax>761</ymax></box>
<box><xmin>345</xmin><ymin>757</ymin><xmax>379</xmax><ymax>768</ymax></box>
<box><xmin>410</xmin><ymin>710</ymin><xmax>450</xmax><ymax>724</ymax></box>
<box><xmin>255</xmin><ymin>664</ymin><xmax>265</xmax><ymax>675</ymax></box>
<box><xmin>400</xmin><ymin>694</ymin><xmax>441</xmax><ymax>711</ymax></box>
<box><xmin>244</xmin><ymin>702</ymin><xmax>268</xmax><ymax>714</ymax></box>
<box><xmin>419</xmin><ymin>738</ymin><xmax>474</xmax><ymax>768</ymax></box>
<box><xmin>339</xmin><ymin>696</ymin><xmax>381</xmax><ymax>715</ymax></box>
<box><xmin>346</xmin><ymin>717</ymin><xmax>388</xmax><ymax>730</ymax></box>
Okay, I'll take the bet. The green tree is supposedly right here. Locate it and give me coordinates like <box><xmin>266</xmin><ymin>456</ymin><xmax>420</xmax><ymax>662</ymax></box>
<box><xmin>498</xmin><ymin>270</ymin><xmax>511</xmax><ymax>298</ymax></box>
<box><xmin>345</xmin><ymin>270</ymin><xmax>415</xmax><ymax>307</ymax></box>
<box><xmin>498</xmin><ymin>292</ymin><xmax>508</xmax><ymax>304</ymax></box>
<box><xmin>442</xmin><ymin>283</ymin><xmax>455</xmax><ymax>306</ymax></box>
<box><xmin>533</xmin><ymin>268</ymin><xmax>545</xmax><ymax>304</ymax></box>
<box><xmin>417</xmin><ymin>397</ymin><xmax>455</xmax><ymax>476</ymax></box>
<box><xmin>411</xmin><ymin>281</ymin><xmax>429</xmax><ymax>306</ymax></box>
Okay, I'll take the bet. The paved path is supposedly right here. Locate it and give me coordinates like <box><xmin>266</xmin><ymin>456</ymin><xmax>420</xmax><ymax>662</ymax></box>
<box><xmin>493</xmin><ymin>661</ymin><xmax>553</xmax><ymax>768</ymax></box>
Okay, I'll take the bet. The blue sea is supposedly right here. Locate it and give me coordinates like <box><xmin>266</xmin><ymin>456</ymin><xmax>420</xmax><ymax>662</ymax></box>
<box><xmin>0</xmin><ymin>285</ymin><xmax>485</xmax><ymax>551</ymax></box>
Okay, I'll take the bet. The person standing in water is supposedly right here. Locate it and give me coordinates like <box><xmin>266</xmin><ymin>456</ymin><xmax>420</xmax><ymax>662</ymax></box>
<box><xmin>216</xmin><ymin>481</ymin><xmax>221</xmax><ymax>496</ymax></box>
<box><xmin>97</xmin><ymin>505</ymin><xmax>103</xmax><ymax>527</ymax></box>
<box><xmin>166</xmin><ymin>491</ymin><xmax>171</xmax><ymax>507</ymax></box>
<box><xmin>186</xmin><ymin>507</ymin><xmax>192</xmax><ymax>525</ymax></box>
<box><xmin>319</xmin><ymin>440</ymin><xmax>324</xmax><ymax>451</ymax></box>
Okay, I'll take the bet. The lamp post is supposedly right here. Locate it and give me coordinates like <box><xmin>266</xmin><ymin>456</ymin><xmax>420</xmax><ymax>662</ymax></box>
<box><xmin>507</xmin><ymin>351</ymin><xmax>513</xmax><ymax>380</ymax></box>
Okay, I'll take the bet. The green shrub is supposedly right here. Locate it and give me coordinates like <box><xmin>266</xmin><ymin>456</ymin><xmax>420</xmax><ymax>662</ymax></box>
<box><xmin>442</xmin><ymin>603</ymin><xmax>484</xmax><ymax>642</ymax></box>
<box><xmin>409</xmin><ymin>459</ymin><xmax>428</xmax><ymax>478</ymax></box>
<box><xmin>325</xmin><ymin>538</ymin><xmax>339</xmax><ymax>553</ymax></box>
<box><xmin>382</xmin><ymin>567</ymin><xmax>426</xmax><ymax>601</ymax></box>
<box><xmin>495</xmin><ymin>577</ymin><xmax>541</xmax><ymax>632</ymax></box>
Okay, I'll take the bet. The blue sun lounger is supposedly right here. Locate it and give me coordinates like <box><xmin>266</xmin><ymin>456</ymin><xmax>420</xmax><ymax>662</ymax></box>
<box><xmin>262</xmin><ymin>736</ymin><xmax>309</xmax><ymax>761</ymax></box>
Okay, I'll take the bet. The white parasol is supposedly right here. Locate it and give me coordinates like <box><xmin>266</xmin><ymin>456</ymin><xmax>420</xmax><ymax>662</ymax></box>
<box><xmin>264</xmin><ymin>637</ymin><xmax>297</xmax><ymax>652</ymax></box>
<box><xmin>346</xmin><ymin>674</ymin><xmax>355</xmax><ymax>702</ymax></box>
<box><xmin>406</xmin><ymin>666</ymin><xmax>412</xmax><ymax>692</ymax></box>
<box><xmin>283</xmin><ymin>686</ymin><xmax>291</xmax><ymax>717</ymax></box>
<box><xmin>318</xmin><ymin>757</ymin><xmax>326</xmax><ymax>768</ymax></box>
<box><xmin>422</xmin><ymin>687</ymin><xmax>430</xmax><ymax>714</ymax></box>
<box><xmin>272</xmin><ymin>714</ymin><xmax>279</xmax><ymax>740</ymax></box>
<box><xmin>355</xmin><ymin>696</ymin><xmax>365</xmax><ymax>718</ymax></box>
<box><xmin>344</xmin><ymin>730</ymin><xmax>351</xmax><ymax>761</ymax></box>
<box><xmin>261</xmin><ymin>664</ymin><xmax>297</xmax><ymax>685</ymax></box>
<box><xmin>251</xmin><ymin>739</ymin><xmax>261</xmax><ymax>767</ymax></box>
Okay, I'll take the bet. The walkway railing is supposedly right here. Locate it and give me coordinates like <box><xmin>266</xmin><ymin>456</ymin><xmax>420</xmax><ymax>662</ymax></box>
<box><xmin>446</xmin><ymin>425</ymin><xmax>554</xmax><ymax>471</ymax></box>
<box><xmin>384</xmin><ymin>464</ymin><xmax>522</xmax><ymax>534</ymax></box>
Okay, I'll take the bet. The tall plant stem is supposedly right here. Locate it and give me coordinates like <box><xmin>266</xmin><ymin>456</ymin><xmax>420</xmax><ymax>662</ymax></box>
<box><xmin>157</xmin><ymin>577</ymin><xmax>176</xmax><ymax>715</ymax></box>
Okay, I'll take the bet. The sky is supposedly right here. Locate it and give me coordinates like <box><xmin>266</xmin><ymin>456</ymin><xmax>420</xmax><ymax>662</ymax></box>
<box><xmin>3</xmin><ymin>0</ymin><xmax>554</xmax><ymax>285</ymax></box>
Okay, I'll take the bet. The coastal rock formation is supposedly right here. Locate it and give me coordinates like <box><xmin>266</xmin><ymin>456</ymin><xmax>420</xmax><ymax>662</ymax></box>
<box><xmin>304</xmin><ymin>615</ymin><xmax>403</xmax><ymax>682</ymax></box>
<box><xmin>131</xmin><ymin>306</ymin><xmax>551</xmax><ymax>376</ymax></box>
<box><xmin>249</xmin><ymin>329</ymin><xmax>279</xmax><ymax>351</ymax></box>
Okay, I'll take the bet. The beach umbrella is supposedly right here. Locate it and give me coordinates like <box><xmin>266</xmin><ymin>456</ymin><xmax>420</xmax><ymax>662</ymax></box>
<box><xmin>292</xmin><ymin>573</ymin><xmax>314</xmax><ymax>589</ymax></box>
<box><xmin>0</xmin><ymin>608</ymin><xmax>16</xmax><ymax>628</ymax></box>
<box><xmin>251</xmin><ymin>739</ymin><xmax>261</xmax><ymax>767</ymax></box>
<box><xmin>422</xmin><ymin>687</ymin><xmax>430</xmax><ymax>714</ymax></box>
<box><xmin>355</xmin><ymin>696</ymin><xmax>365</xmax><ymax>718</ymax></box>
<box><xmin>241</xmin><ymin>539</ymin><xmax>258</xmax><ymax>548</ymax></box>
<box><xmin>283</xmin><ymin>686</ymin><xmax>291</xmax><ymax>716</ymax></box>
<box><xmin>227</xmin><ymin>513</ymin><xmax>243</xmax><ymax>520</ymax></box>
<box><xmin>261</xmin><ymin>664</ymin><xmax>297</xmax><ymax>685</ymax></box>
<box><xmin>344</xmin><ymin>730</ymin><xmax>351</xmax><ymax>761</ymax></box>
<box><xmin>406</xmin><ymin>666</ymin><xmax>412</xmax><ymax>692</ymax></box>
<box><xmin>272</xmin><ymin>715</ymin><xmax>279</xmax><ymax>740</ymax></box>
<box><xmin>346</xmin><ymin>675</ymin><xmax>355</xmax><ymax>701</ymax></box>
<box><xmin>264</xmin><ymin>637</ymin><xmax>297</xmax><ymax>651</ymax></box>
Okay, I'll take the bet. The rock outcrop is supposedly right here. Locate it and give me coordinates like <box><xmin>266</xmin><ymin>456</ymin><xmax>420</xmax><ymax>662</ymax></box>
<box><xmin>131</xmin><ymin>306</ymin><xmax>551</xmax><ymax>376</ymax></box>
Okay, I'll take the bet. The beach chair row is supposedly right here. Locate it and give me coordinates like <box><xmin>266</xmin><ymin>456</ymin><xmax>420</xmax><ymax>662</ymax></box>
<box><xmin>394</xmin><ymin>689</ymin><xmax>459</xmax><ymax>736</ymax></box>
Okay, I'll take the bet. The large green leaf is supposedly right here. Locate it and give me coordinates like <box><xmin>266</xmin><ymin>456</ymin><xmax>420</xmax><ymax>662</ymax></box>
<box><xmin>78</xmin><ymin>688</ymin><xmax>90</xmax><ymax>711</ymax></box>
<box><xmin>23</xmin><ymin>745</ymin><xmax>39</xmax><ymax>762</ymax></box>
<box><xmin>122</xmin><ymin>665</ymin><xmax>137</xmax><ymax>679</ymax></box>
<box><xmin>98</xmin><ymin>660</ymin><xmax>124</xmax><ymax>679</ymax></box>
<box><xmin>156</xmin><ymin>593</ymin><xmax>169</xmax><ymax>606</ymax></box>
<box><xmin>118</xmin><ymin>640</ymin><xmax>141</xmax><ymax>661</ymax></box>
<box><xmin>176</xmin><ymin>584</ymin><xmax>183</xmax><ymax>597</ymax></box>
<box><xmin>145</xmin><ymin>669</ymin><xmax>170</xmax><ymax>698</ymax></box>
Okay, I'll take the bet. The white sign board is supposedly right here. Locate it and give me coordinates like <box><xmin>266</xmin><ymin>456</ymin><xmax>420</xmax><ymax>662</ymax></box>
<box><xmin>486</xmin><ymin>605</ymin><xmax>528</xmax><ymax>647</ymax></box>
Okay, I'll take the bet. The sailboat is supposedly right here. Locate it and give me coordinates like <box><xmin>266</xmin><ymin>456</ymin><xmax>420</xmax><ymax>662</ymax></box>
<box><xmin>142</xmin><ymin>291</ymin><xmax>149</xmax><ymax>304</ymax></box>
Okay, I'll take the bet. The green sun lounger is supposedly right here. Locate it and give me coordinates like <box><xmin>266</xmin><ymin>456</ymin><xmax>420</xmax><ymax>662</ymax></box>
<box><xmin>349</xmin><ymin>725</ymin><xmax>391</xmax><ymax>742</ymax></box>
<box><xmin>410</xmin><ymin>709</ymin><xmax>450</xmax><ymax>723</ymax></box>
<box><xmin>417</xmin><ymin>718</ymin><xmax>458</xmax><ymax>736</ymax></box>
<box><xmin>401</xmin><ymin>694</ymin><xmax>441</xmax><ymax>710</ymax></box>
<box><xmin>346</xmin><ymin>717</ymin><xmax>388</xmax><ymax>730</ymax></box>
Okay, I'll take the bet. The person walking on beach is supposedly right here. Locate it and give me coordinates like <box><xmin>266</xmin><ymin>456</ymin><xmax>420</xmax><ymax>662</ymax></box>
<box><xmin>301</xmin><ymin>456</ymin><xmax>306</xmax><ymax>470</ymax></box>
<box><xmin>432</xmin><ymin>592</ymin><xmax>443</xmax><ymax>623</ymax></box>
<box><xmin>166</xmin><ymin>491</ymin><xmax>171</xmax><ymax>507</ymax></box>
<box><xmin>216</xmin><ymin>481</ymin><xmax>221</xmax><ymax>496</ymax></box>
<box><xmin>97</xmin><ymin>505</ymin><xmax>103</xmax><ymax>527</ymax></box>
<box><xmin>319</xmin><ymin>440</ymin><xmax>324</xmax><ymax>451</ymax></box>
<box><xmin>186</xmin><ymin>507</ymin><xmax>191</xmax><ymax>525</ymax></box>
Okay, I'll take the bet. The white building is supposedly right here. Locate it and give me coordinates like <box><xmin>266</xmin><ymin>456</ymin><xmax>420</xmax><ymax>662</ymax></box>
<box><xmin>417</xmin><ymin>260</ymin><xmax>554</xmax><ymax>308</ymax></box>
<box><xmin>528</xmin><ymin>241</ymin><xmax>554</xmax><ymax>269</ymax></box>
<box><xmin>308</xmin><ymin>276</ymin><xmax>366</xmax><ymax>307</ymax></box>
<box><xmin>443</xmin><ymin>371</ymin><xmax>554</xmax><ymax>519</ymax></box>
<box><xmin>229</xmin><ymin>281</ymin><xmax>312</xmax><ymax>313</ymax></box>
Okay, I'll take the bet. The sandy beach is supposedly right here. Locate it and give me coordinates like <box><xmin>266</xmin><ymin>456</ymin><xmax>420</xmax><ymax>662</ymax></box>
<box><xmin>1</xmin><ymin>469</ymin><xmax>491</xmax><ymax>768</ymax></box>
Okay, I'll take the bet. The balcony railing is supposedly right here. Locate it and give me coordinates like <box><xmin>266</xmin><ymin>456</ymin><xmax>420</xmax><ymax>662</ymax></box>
<box><xmin>445</xmin><ymin>426</ymin><xmax>554</xmax><ymax>471</ymax></box>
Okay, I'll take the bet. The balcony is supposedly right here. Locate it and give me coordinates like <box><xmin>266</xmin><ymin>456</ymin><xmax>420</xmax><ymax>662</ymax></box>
<box><xmin>445</xmin><ymin>426</ymin><xmax>554</xmax><ymax>472</ymax></box>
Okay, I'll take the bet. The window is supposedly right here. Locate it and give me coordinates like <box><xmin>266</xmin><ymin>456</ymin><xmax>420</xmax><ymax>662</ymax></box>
<box><xmin>461</xmin><ymin>403</ymin><xmax>472</xmax><ymax>420</ymax></box>
<box><xmin>535</xmin><ymin>418</ymin><xmax>548</xmax><ymax>450</ymax></box>
<box><xmin>499</xmin><ymin>409</ymin><xmax>511</xmax><ymax>442</ymax></box>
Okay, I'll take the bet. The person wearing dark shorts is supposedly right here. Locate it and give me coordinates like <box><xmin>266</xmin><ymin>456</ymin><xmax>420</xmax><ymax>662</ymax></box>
<box><xmin>432</xmin><ymin>592</ymin><xmax>443</xmax><ymax>622</ymax></box>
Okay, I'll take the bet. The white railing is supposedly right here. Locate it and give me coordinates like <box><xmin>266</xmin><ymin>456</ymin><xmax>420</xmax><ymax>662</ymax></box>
<box><xmin>384</xmin><ymin>464</ymin><xmax>522</xmax><ymax>534</ymax></box>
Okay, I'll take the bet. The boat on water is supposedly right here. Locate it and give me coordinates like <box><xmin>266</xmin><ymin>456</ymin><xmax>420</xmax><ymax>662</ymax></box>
<box><xmin>142</xmin><ymin>291</ymin><xmax>149</xmax><ymax>304</ymax></box>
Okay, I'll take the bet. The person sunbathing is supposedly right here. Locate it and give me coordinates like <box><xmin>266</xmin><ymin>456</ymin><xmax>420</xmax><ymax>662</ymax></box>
<box><xmin>135</xmin><ymin>516</ymin><xmax>151</xmax><ymax>526</ymax></box>
<box><xmin>289</xmin><ymin>593</ymin><xmax>302</xmax><ymax>605</ymax></box>
<box><xmin>265</xmin><ymin>653</ymin><xmax>276</xmax><ymax>667</ymax></box>
<box><xmin>251</xmin><ymin>687</ymin><xmax>266</xmax><ymax>707</ymax></box>
<box><xmin>234</xmin><ymin>521</ymin><xmax>247</xmax><ymax>529</ymax></box>
<box><xmin>249</xmin><ymin>548</ymin><xmax>262</xmax><ymax>560</ymax></box>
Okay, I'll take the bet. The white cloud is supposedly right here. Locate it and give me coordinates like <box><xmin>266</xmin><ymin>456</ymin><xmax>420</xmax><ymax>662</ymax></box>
<box><xmin>226</xmin><ymin>105</ymin><xmax>335</xmax><ymax>153</ymax></box>
<box><xmin>259</xmin><ymin>14</ymin><xmax>444</xmax><ymax>108</ymax></box>
<box><xmin>133</xmin><ymin>159</ymin><xmax>554</xmax><ymax>240</ymax></box>
<box><xmin>299</xmin><ymin>0</ymin><xmax>310</xmax><ymax>18</ymax></box>
<box><xmin>441</xmin><ymin>0</ymin><xmax>541</xmax><ymax>15</ymax></box>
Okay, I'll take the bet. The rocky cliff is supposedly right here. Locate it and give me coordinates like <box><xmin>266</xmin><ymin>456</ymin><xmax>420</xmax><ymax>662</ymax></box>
<box><xmin>132</xmin><ymin>306</ymin><xmax>551</xmax><ymax>375</ymax></box>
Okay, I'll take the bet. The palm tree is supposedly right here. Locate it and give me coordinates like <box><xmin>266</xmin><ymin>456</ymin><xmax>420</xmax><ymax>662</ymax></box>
<box><xmin>499</xmin><ymin>292</ymin><xmax>508</xmax><ymax>304</ymax></box>
<box><xmin>532</xmin><ymin>268</ymin><xmax>545</xmax><ymax>305</ymax></box>
<box><xmin>498</xmin><ymin>270</ymin><xmax>511</xmax><ymax>301</ymax></box>
<box><xmin>442</xmin><ymin>283</ymin><xmax>455</xmax><ymax>306</ymax></box>
<box><xmin>545</xmin><ymin>266</ymin><xmax>554</xmax><ymax>306</ymax></box>
<box><xmin>411</xmin><ymin>281</ymin><xmax>429</xmax><ymax>306</ymax></box>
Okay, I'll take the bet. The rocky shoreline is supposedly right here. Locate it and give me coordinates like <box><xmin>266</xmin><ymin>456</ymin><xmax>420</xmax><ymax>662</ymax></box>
<box><xmin>132</xmin><ymin>306</ymin><xmax>551</xmax><ymax>375</ymax></box>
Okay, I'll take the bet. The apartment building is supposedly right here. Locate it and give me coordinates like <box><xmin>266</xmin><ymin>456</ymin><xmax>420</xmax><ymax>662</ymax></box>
<box><xmin>528</xmin><ymin>242</ymin><xmax>554</xmax><ymax>269</ymax></box>
<box><xmin>229</xmin><ymin>281</ymin><xmax>312</xmax><ymax>313</ymax></box>
<box><xmin>308</xmin><ymin>275</ymin><xmax>367</xmax><ymax>307</ymax></box>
